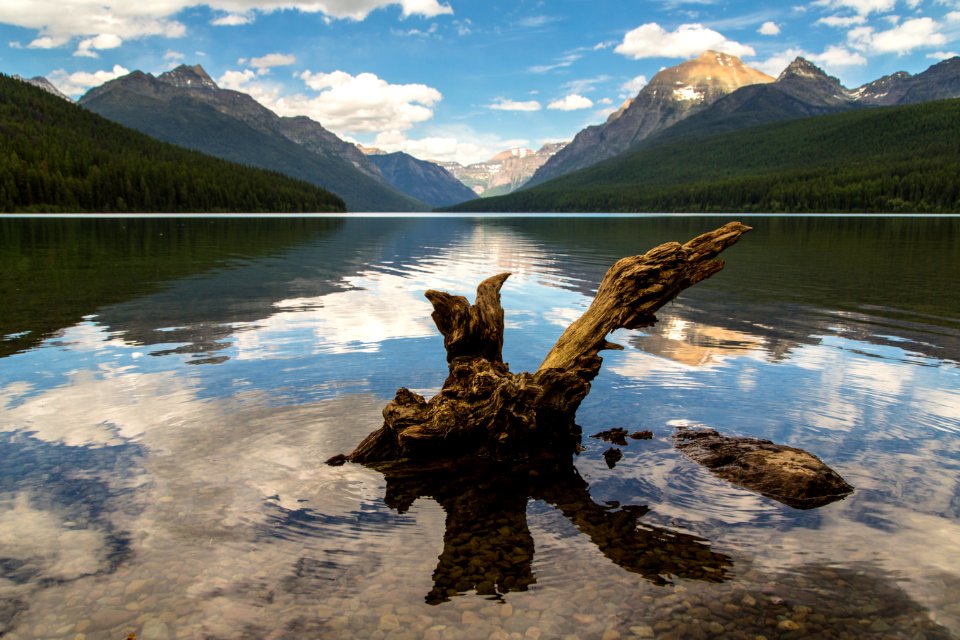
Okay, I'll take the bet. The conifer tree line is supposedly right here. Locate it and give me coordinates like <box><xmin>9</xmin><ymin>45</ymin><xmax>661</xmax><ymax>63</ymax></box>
<box><xmin>0</xmin><ymin>75</ymin><xmax>345</xmax><ymax>213</ymax></box>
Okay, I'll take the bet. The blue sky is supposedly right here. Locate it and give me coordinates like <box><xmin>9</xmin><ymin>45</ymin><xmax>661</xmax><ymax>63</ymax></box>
<box><xmin>1</xmin><ymin>0</ymin><xmax>959</xmax><ymax>164</ymax></box>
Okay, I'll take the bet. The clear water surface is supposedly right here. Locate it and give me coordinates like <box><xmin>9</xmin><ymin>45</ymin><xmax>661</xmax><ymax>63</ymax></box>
<box><xmin>1</xmin><ymin>215</ymin><xmax>958</xmax><ymax>639</ymax></box>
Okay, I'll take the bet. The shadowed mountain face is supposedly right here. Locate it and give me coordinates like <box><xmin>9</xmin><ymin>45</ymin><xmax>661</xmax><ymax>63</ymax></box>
<box><xmin>79</xmin><ymin>65</ymin><xmax>427</xmax><ymax>212</ymax></box>
<box><xmin>368</xmin><ymin>152</ymin><xmax>479</xmax><ymax>208</ymax></box>
<box><xmin>527</xmin><ymin>51</ymin><xmax>774</xmax><ymax>187</ymax></box>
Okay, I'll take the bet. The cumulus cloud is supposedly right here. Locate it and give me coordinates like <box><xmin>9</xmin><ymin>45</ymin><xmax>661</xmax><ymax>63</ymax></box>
<box><xmin>928</xmin><ymin>50</ymin><xmax>960</xmax><ymax>59</ymax></box>
<box><xmin>74</xmin><ymin>33</ymin><xmax>123</xmax><ymax>57</ymax></box>
<box><xmin>848</xmin><ymin>17</ymin><xmax>947</xmax><ymax>53</ymax></box>
<box><xmin>615</xmin><ymin>23</ymin><xmax>755</xmax><ymax>59</ymax></box>
<box><xmin>547</xmin><ymin>94</ymin><xmax>594</xmax><ymax>111</ymax></box>
<box><xmin>488</xmin><ymin>98</ymin><xmax>543</xmax><ymax>112</ymax></box>
<box><xmin>48</xmin><ymin>64</ymin><xmax>130</xmax><ymax>97</ymax></box>
<box><xmin>758</xmin><ymin>21</ymin><xmax>781</xmax><ymax>35</ymax></box>
<box><xmin>621</xmin><ymin>74</ymin><xmax>649</xmax><ymax>96</ymax></box>
<box><xmin>270</xmin><ymin>70</ymin><xmax>441</xmax><ymax>133</ymax></box>
<box><xmin>813</xmin><ymin>44</ymin><xmax>868</xmax><ymax>66</ymax></box>
<box><xmin>0</xmin><ymin>1</ymin><xmax>453</xmax><ymax>48</ymax></box>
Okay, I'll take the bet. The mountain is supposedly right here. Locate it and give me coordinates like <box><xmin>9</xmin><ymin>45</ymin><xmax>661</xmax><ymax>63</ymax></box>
<box><xmin>640</xmin><ymin>57</ymin><xmax>860</xmax><ymax>147</ymax></box>
<box><xmin>79</xmin><ymin>65</ymin><xmax>426</xmax><ymax>212</ymax></box>
<box><xmin>366</xmin><ymin>151</ymin><xmax>479</xmax><ymax>208</ymax></box>
<box><xmin>855</xmin><ymin>57</ymin><xmax>960</xmax><ymax>105</ymax></box>
<box><xmin>444</xmin><ymin>97</ymin><xmax>960</xmax><ymax>214</ymax></box>
<box><xmin>527</xmin><ymin>51</ymin><xmax>773</xmax><ymax>186</ymax></box>
<box><xmin>440</xmin><ymin>143</ymin><xmax>567</xmax><ymax>197</ymax></box>
<box><xmin>14</xmin><ymin>75</ymin><xmax>72</xmax><ymax>101</ymax></box>
<box><xmin>0</xmin><ymin>73</ymin><xmax>344</xmax><ymax>213</ymax></box>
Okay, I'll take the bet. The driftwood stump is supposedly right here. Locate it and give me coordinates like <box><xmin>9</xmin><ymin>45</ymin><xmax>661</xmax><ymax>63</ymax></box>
<box><xmin>332</xmin><ymin>221</ymin><xmax>854</xmax><ymax>602</ymax></box>
<box><xmin>350</xmin><ymin>221</ymin><xmax>753</xmax><ymax>465</ymax></box>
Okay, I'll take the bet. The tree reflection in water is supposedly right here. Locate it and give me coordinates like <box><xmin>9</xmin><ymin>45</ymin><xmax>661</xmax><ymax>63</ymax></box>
<box><xmin>374</xmin><ymin>457</ymin><xmax>731</xmax><ymax>604</ymax></box>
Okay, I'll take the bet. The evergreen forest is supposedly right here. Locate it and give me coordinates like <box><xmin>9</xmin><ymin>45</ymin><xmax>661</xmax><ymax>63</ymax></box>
<box><xmin>0</xmin><ymin>75</ymin><xmax>345</xmax><ymax>213</ymax></box>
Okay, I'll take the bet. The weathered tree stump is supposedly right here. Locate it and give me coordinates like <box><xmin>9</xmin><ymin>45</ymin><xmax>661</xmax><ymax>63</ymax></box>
<box><xmin>332</xmin><ymin>221</ymin><xmax>855</xmax><ymax>602</ymax></box>
<box><xmin>343</xmin><ymin>220</ymin><xmax>852</xmax><ymax>510</ymax></box>
<box><xmin>350</xmin><ymin>221</ymin><xmax>753</xmax><ymax>464</ymax></box>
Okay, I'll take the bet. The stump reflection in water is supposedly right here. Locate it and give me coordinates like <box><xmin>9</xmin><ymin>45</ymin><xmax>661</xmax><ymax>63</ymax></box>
<box><xmin>377</xmin><ymin>457</ymin><xmax>732</xmax><ymax>604</ymax></box>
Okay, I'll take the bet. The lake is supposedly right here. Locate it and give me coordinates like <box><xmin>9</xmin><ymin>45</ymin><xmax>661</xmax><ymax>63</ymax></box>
<box><xmin>1</xmin><ymin>215</ymin><xmax>959</xmax><ymax>640</ymax></box>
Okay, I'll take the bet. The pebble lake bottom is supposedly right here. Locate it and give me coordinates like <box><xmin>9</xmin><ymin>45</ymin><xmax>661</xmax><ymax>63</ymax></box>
<box><xmin>0</xmin><ymin>214</ymin><xmax>958</xmax><ymax>639</ymax></box>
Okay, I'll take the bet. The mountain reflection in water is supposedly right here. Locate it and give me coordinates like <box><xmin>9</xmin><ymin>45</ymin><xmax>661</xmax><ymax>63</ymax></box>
<box><xmin>0</xmin><ymin>215</ymin><xmax>958</xmax><ymax>639</ymax></box>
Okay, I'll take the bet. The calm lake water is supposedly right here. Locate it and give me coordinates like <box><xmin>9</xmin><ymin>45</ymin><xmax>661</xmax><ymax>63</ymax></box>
<box><xmin>1</xmin><ymin>215</ymin><xmax>959</xmax><ymax>640</ymax></box>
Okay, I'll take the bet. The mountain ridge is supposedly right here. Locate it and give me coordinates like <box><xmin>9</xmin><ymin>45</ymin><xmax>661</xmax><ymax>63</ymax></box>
<box><xmin>0</xmin><ymin>73</ymin><xmax>344</xmax><ymax>213</ymax></box>
<box><xmin>366</xmin><ymin>151</ymin><xmax>479</xmax><ymax>208</ymax></box>
<box><xmin>79</xmin><ymin>65</ymin><xmax>426</xmax><ymax>212</ymax></box>
<box><xmin>526</xmin><ymin>51</ymin><xmax>774</xmax><ymax>187</ymax></box>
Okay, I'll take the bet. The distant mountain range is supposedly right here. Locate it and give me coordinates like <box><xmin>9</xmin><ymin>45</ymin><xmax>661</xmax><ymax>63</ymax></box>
<box><xmin>363</xmin><ymin>151</ymin><xmax>478</xmax><ymax>208</ymax></box>
<box><xmin>527</xmin><ymin>53</ymin><xmax>960</xmax><ymax>189</ymax></box>
<box><xmin>10</xmin><ymin>51</ymin><xmax>960</xmax><ymax>214</ymax></box>
<box><xmin>79</xmin><ymin>65</ymin><xmax>427</xmax><ymax>212</ymax></box>
<box><xmin>449</xmin><ymin>53</ymin><xmax>960</xmax><ymax>213</ymax></box>
<box><xmin>438</xmin><ymin>144</ymin><xmax>567</xmax><ymax>197</ymax></box>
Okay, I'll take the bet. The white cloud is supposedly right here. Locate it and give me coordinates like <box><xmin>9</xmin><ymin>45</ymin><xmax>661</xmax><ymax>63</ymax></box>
<box><xmin>0</xmin><ymin>1</ymin><xmax>452</xmax><ymax>47</ymax></box>
<box><xmin>758</xmin><ymin>21</ymin><xmax>781</xmax><ymax>35</ymax></box>
<box><xmin>817</xmin><ymin>14</ymin><xmax>869</xmax><ymax>26</ymax></box>
<box><xmin>488</xmin><ymin>98</ymin><xmax>543</xmax><ymax>112</ymax></box>
<box><xmin>164</xmin><ymin>49</ymin><xmax>186</xmax><ymax>62</ymax></box>
<box><xmin>621</xmin><ymin>74</ymin><xmax>649</xmax><ymax>95</ymax></box>
<box><xmin>267</xmin><ymin>70</ymin><xmax>442</xmax><ymax>134</ymax></box>
<box><xmin>28</xmin><ymin>36</ymin><xmax>69</xmax><ymax>49</ymax></box>
<box><xmin>813</xmin><ymin>0</ymin><xmax>898</xmax><ymax>15</ymax></box>
<box><xmin>849</xmin><ymin>17</ymin><xmax>947</xmax><ymax>53</ymax></box>
<box><xmin>74</xmin><ymin>33</ymin><xmax>123</xmax><ymax>58</ymax></box>
<box><xmin>48</xmin><ymin>64</ymin><xmax>130</xmax><ymax>97</ymax></box>
<box><xmin>754</xmin><ymin>48</ymin><xmax>808</xmax><ymax>76</ymax></box>
<box><xmin>813</xmin><ymin>44</ymin><xmax>868</xmax><ymax>66</ymax></box>
<box><xmin>547</xmin><ymin>94</ymin><xmax>593</xmax><ymax>111</ymax></box>
<box><xmin>247</xmin><ymin>52</ymin><xmax>297</xmax><ymax>72</ymax></box>
<box><xmin>928</xmin><ymin>50</ymin><xmax>960</xmax><ymax>58</ymax></box>
<box><xmin>371</xmin><ymin>129</ymin><xmax>529</xmax><ymax>165</ymax></box>
<box><xmin>528</xmin><ymin>53</ymin><xmax>582</xmax><ymax>73</ymax></box>
<box><xmin>211</xmin><ymin>12</ymin><xmax>253</xmax><ymax>26</ymax></box>
<box><xmin>755</xmin><ymin>45</ymin><xmax>866</xmax><ymax>77</ymax></box>
<box><xmin>615</xmin><ymin>23</ymin><xmax>755</xmax><ymax>59</ymax></box>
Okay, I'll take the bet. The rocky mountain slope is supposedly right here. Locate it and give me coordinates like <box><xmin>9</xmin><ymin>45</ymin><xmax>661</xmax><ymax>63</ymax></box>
<box><xmin>366</xmin><ymin>151</ymin><xmax>478</xmax><ymax>208</ymax></box>
<box><xmin>527</xmin><ymin>51</ymin><xmax>773</xmax><ymax>186</ymax></box>
<box><xmin>79</xmin><ymin>65</ymin><xmax>426</xmax><ymax>212</ymax></box>
<box><xmin>14</xmin><ymin>75</ymin><xmax>72</xmax><ymax>101</ymax></box>
<box><xmin>440</xmin><ymin>143</ymin><xmax>567</xmax><ymax>197</ymax></box>
<box><xmin>644</xmin><ymin>55</ymin><xmax>960</xmax><ymax>149</ymax></box>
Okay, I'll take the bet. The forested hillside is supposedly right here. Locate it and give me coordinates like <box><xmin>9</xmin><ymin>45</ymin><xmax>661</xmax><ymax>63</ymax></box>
<box><xmin>447</xmin><ymin>99</ymin><xmax>960</xmax><ymax>214</ymax></box>
<box><xmin>0</xmin><ymin>75</ymin><xmax>345</xmax><ymax>213</ymax></box>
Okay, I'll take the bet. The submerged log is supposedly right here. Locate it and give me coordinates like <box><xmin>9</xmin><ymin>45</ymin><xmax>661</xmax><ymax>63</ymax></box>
<box><xmin>674</xmin><ymin>427</ymin><xmax>854</xmax><ymax>509</ymax></box>
<box><xmin>350</xmin><ymin>221</ymin><xmax>752</xmax><ymax>464</ymax></box>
